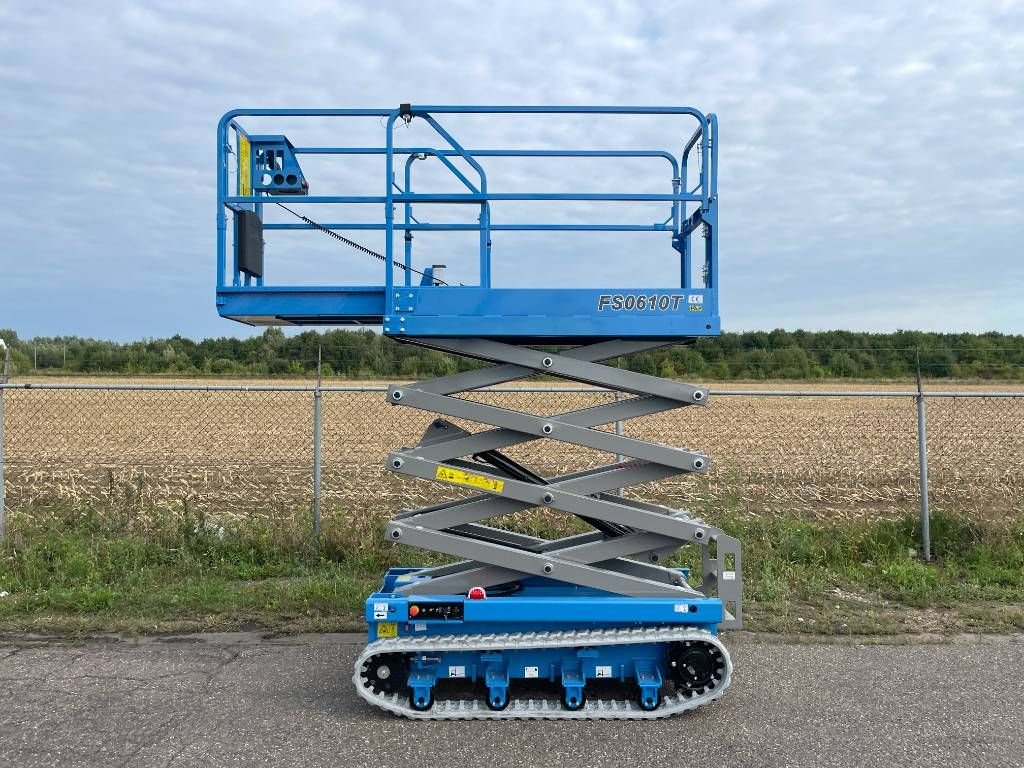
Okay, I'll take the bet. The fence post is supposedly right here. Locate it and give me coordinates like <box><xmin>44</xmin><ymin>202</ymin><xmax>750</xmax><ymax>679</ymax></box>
<box><xmin>915</xmin><ymin>352</ymin><xmax>931</xmax><ymax>561</ymax></box>
<box><xmin>0</xmin><ymin>337</ymin><xmax>8</xmax><ymax>541</ymax></box>
<box><xmin>0</xmin><ymin>381</ymin><xmax>5</xmax><ymax>542</ymax></box>
<box><xmin>312</xmin><ymin>346</ymin><xmax>323</xmax><ymax>540</ymax></box>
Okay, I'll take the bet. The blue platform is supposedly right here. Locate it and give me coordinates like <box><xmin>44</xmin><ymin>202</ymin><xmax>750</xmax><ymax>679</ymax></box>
<box><xmin>216</xmin><ymin>106</ymin><xmax>719</xmax><ymax>342</ymax></box>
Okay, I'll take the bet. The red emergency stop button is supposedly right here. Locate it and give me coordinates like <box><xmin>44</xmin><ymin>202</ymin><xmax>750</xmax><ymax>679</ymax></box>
<box><xmin>468</xmin><ymin>587</ymin><xmax>487</xmax><ymax>600</ymax></box>
<box><xmin>409</xmin><ymin>605</ymin><xmax>420</xmax><ymax>617</ymax></box>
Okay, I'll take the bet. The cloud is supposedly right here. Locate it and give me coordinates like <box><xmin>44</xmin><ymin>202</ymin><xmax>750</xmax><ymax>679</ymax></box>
<box><xmin>0</xmin><ymin>0</ymin><xmax>1021</xmax><ymax>339</ymax></box>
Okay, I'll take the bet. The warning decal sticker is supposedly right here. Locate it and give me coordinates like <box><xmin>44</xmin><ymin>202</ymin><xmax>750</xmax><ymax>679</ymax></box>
<box><xmin>238</xmin><ymin>134</ymin><xmax>251</xmax><ymax>197</ymax></box>
<box><xmin>435</xmin><ymin>466</ymin><xmax>504</xmax><ymax>493</ymax></box>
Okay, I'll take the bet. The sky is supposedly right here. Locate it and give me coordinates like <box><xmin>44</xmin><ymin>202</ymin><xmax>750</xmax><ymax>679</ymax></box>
<box><xmin>1</xmin><ymin>0</ymin><xmax>1022</xmax><ymax>341</ymax></box>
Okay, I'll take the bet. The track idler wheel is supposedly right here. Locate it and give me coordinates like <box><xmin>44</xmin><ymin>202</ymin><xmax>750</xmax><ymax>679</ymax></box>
<box><xmin>638</xmin><ymin>690</ymin><xmax>662</xmax><ymax>711</ymax></box>
<box><xmin>486</xmin><ymin>688</ymin><xmax>510</xmax><ymax>711</ymax></box>
<box><xmin>410</xmin><ymin>690</ymin><xmax>434</xmax><ymax>712</ymax></box>
<box><xmin>361</xmin><ymin>653</ymin><xmax>409</xmax><ymax>695</ymax></box>
<box><xmin>561</xmin><ymin>689</ymin><xmax>586</xmax><ymax>711</ymax></box>
<box><xmin>668</xmin><ymin>640</ymin><xmax>725</xmax><ymax>696</ymax></box>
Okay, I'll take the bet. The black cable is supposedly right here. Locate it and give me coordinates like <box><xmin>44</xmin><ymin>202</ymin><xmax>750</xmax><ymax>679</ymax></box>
<box><xmin>274</xmin><ymin>202</ymin><xmax>449</xmax><ymax>286</ymax></box>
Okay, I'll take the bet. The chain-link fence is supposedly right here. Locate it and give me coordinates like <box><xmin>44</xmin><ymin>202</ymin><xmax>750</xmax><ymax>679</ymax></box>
<box><xmin>0</xmin><ymin>383</ymin><xmax>1022</xmax><ymax>551</ymax></box>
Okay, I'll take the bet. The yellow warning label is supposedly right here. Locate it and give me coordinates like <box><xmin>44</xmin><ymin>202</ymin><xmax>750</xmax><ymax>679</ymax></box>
<box><xmin>688</xmin><ymin>304</ymin><xmax>704</xmax><ymax>312</ymax></box>
<box><xmin>376</xmin><ymin>622</ymin><xmax>397</xmax><ymax>638</ymax></box>
<box><xmin>238</xmin><ymin>134</ymin><xmax>251</xmax><ymax>196</ymax></box>
<box><xmin>435</xmin><ymin>466</ymin><xmax>504</xmax><ymax>493</ymax></box>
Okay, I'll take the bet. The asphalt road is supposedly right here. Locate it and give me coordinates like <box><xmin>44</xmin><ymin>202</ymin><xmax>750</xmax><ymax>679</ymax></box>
<box><xmin>0</xmin><ymin>632</ymin><xmax>1020</xmax><ymax>768</ymax></box>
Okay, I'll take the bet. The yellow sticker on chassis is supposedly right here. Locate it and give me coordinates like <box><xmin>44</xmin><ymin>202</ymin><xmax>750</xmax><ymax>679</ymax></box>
<box><xmin>238</xmin><ymin>134</ymin><xmax>251</xmax><ymax>196</ymax></box>
<box><xmin>435</xmin><ymin>466</ymin><xmax>505</xmax><ymax>493</ymax></box>
<box><xmin>376</xmin><ymin>622</ymin><xmax>398</xmax><ymax>638</ymax></box>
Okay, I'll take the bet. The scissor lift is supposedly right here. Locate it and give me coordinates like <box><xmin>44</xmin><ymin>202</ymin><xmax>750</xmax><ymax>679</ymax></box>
<box><xmin>216</xmin><ymin>106</ymin><xmax>741</xmax><ymax>718</ymax></box>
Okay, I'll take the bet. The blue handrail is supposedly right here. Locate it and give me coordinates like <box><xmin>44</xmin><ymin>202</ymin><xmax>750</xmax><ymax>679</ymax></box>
<box><xmin>216</xmin><ymin>106</ymin><xmax>716</xmax><ymax>293</ymax></box>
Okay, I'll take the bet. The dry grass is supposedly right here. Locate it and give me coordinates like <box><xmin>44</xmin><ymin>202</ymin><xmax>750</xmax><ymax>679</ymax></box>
<box><xmin>4</xmin><ymin>378</ymin><xmax>1023</xmax><ymax>540</ymax></box>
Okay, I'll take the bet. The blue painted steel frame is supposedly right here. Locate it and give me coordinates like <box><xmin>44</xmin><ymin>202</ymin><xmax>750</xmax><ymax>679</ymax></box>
<box><xmin>366</xmin><ymin>569</ymin><xmax>722</xmax><ymax>642</ymax></box>
<box><xmin>216</xmin><ymin>106</ymin><xmax>720</xmax><ymax>340</ymax></box>
<box><xmin>365</xmin><ymin>568</ymin><xmax>721</xmax><ymax>706</ymax></box>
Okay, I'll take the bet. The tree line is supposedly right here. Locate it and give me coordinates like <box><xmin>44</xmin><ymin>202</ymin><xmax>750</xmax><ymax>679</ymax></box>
<box><xmin>1</xmin><ymin>327</ymin><xmax>1022</xmax><ymax>380</ymax></box>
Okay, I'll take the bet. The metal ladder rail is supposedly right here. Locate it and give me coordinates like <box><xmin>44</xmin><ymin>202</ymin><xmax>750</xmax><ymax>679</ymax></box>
<box><xmin>383</xmin><ymin>338</ymin><xmax>743</xmax><ymax>627</ymax></box>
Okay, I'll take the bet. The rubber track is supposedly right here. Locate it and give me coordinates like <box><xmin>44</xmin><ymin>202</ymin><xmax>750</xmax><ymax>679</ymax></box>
<box><xmin>353</xmin><ymin>626</ymin><xmax>732</xmax><ymax>719</ymax></box>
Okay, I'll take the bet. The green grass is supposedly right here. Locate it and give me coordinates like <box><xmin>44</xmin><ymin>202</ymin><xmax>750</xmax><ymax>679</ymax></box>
<box><xmin>699</xmin><ymin>513</ymin><xmax>1024</xmax><ymax>633</ymax></box>
<box><xmin>0</xmin><ymin>507</ymin><xmax>1022</xmax><ymax>636</ymax></box>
